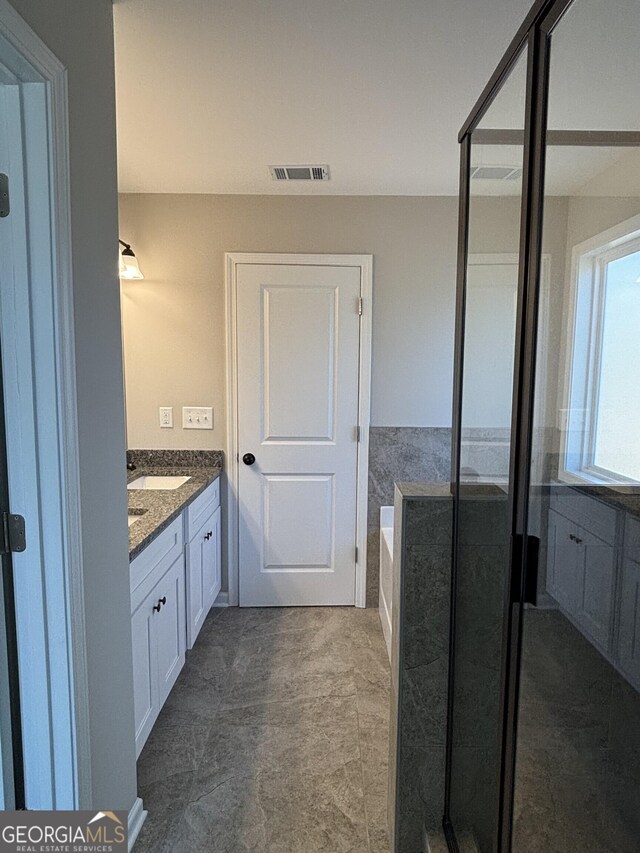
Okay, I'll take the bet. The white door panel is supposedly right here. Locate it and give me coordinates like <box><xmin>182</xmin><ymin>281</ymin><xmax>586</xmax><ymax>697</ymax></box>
<box><xmin>237</xmin><ymin>263</ymin><xmax>361</xmax><ymax>606</ymax></box>
<box><xmin>263</xmin><ymin>475</ymin><xmax>334</xmax><ymax>570</ymax></box>
<box><xmin>263</xmin><ymin>286</ymin><xmax>337</xmax><ymax>441</ymax></box>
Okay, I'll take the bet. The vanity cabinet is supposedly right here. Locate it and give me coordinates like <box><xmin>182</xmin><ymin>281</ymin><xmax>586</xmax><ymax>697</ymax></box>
<box><xmin>547</xmin><ymin>508</ymin><xmax>615</xmax><ymax>653</ymax></box>
<box><xmin>155</xmin><ymin>557</ymin><xmax>187</xmax><ymax>705</ymax></box>
<box><xmin>130</xmin><ymin>477</ymin><xmax>222</xmax><ymax>756</ymax></box>
<box><xmin>131</xmin><ymin>515</ymin><xmax>186</xmax><ymax>757</ymax></box>
<box><xmin>186</xmin><ymin>479</ymin><xmax>221</xmax><ymax>648</ymax></box>
<box><xmin>617</xmin><ymin>516</ymin><xmax>640</xmax><ymax>691</ymax></box>
<box><xmin>546</xmin><ymin>489</ymin><xmax>640</xmax><ymax>691</ymax></box>
<box><xmin>130</xmin><ymin>589</ymin><xmax>158</xmax><ymax>753</ymax></box>
<box><xmin>547</xmin><ymin>510</ymin><xmax>580</xmax><ymax>613</ymax></box>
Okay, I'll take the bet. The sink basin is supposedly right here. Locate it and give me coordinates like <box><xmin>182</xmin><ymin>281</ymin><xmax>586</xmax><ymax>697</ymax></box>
<box><xmin>127</xmin><ymin>475</ymin><xmax>191</xmax><ymax>490</ymax></box>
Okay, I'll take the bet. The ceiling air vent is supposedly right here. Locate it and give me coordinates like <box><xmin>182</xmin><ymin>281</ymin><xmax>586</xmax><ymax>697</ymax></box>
<box><xmin>269</xmin><ymin>164</ymin><xmax>331</xmax><ymax>181</ymax></box>
<box><xmin>470</xmin><ymin>165</ymin><xmax>523</xmax><ymax>181</ymax></box>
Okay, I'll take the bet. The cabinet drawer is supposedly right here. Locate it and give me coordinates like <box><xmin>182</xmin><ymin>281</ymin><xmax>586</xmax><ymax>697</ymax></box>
<box><xmin>187</xmin><ymin>478</ymin><xmax>220</xmax><ymax>539</ymax></box>
<box><xmin>624</xmin><ymin>514</ymin><xmax>640</xmax><ymax>563</ymax></box>
<box><xmin>131</xmin><ymin>515</ymin><xmax>184</xmax><ymax>603</ymax></box>
<box><xmin>550</xmin><ymin>489</ymin><xmax>617</xmax><ymax>544</ymax></box>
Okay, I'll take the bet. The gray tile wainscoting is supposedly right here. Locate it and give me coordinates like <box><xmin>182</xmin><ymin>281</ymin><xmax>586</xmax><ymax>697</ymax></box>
<box><xmin>388</xmin><ymin>483</ymin><xmax>453</xmax><ymax>853</ymax></box>
<box><xmin>460</xmin><ymin>426</ymin><xmax>510</xmax><ymax>480</ymax></box>
<box><xmin>367</xmin><ymin>428</ymin><xmax>451</xmax><ymax>607</ymax></box>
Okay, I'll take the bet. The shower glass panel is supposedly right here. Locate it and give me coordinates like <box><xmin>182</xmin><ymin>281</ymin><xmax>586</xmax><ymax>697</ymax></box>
<box><xmin>447</xmin><ymin>47</ymin><xmax>528</xmax><ymax>853</ymax></box>
<box><xmin>514</xmin><ymin>0</ymin><xmax>640</xmax><ymax>850</ymax></box>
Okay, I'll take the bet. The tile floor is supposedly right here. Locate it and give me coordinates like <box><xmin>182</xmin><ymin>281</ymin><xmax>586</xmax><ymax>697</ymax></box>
<box><xmin>134</xmin><ymin>606</ymin><xmax>392</xmax><ymax>853</ymax></box>
<box><xmin>513</xmin><ymin>609</ymin><xmax>640</xmax><ymax>853</ymax></box>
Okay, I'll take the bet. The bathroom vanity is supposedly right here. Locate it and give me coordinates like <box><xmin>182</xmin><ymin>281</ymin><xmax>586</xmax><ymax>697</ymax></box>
<box><xmin>546</xmin><ymin>484</ymin><xmax>640</xmax><ymax>692</ymax></box>
<box><xmin>126</xmin><ymin>453</ymin><xmax>222</xmax><ymax>756</ymax></box>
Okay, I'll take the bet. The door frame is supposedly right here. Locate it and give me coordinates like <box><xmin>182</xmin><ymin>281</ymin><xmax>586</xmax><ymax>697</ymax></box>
<box><xmin>0</xmin><ymin>0</ymin><xmax>90</xmax><ymax>810</ymax></box>
<box><xmin>225</xmin><ymin>252</ymin><xmax>373</xmax><ymax>608</ymax></box>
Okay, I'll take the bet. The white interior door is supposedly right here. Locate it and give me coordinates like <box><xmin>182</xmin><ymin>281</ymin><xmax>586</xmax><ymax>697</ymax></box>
<box><xmin>236</xmin><ymin>261</ymin><xmax>362</xmax><ymax>606</ymax></box>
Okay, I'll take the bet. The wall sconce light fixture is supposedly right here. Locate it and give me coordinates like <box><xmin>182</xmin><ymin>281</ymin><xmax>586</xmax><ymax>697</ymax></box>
<box><xmin>119</xmin><ymin>239</ymin><xmax>144</xmax><ymax>280</ymax></box>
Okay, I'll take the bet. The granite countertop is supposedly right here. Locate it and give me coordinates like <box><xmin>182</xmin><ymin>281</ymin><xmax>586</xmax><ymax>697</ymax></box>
<box><xmin>126</xmin><ymin>450</ymin><xmax>223</xmax><ymax>561</ymax></box>
<box><xmin>564</xmin><ymin>483</ymin><xmax>640</xmax><ymax>520</ymax></box>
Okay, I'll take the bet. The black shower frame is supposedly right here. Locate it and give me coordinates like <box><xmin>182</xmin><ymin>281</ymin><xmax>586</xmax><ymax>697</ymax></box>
<box><xmin>444</xmin><ymin>0</ymin><xmax>580</xmax><ymax>851</ymax></box>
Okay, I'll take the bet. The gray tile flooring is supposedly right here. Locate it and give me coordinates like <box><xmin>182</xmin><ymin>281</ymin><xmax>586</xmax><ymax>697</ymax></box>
<box><xmin>134</xmin><ymin>606</ymin><xmax>391</xmax><ymax>853</ymax></box>
<box><xmin>513</xmin><ymin>610</ymin><xmax>640</xmax><ymax>853</ymax></box>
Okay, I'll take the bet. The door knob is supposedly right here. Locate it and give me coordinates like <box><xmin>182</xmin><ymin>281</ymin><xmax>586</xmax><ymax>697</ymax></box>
<box><xmin>243</xmin><ymin>453</ymin><xmax>256</xmax><ymax>466</ymax></box>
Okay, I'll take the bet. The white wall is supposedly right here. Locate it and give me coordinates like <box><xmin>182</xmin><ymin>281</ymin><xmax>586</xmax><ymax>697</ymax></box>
<box><xmin>8</xmin><ymin>0</ymin><xmax>137</xmax><ymax>814</ymax></box>
<box><xmin>119</xmin><ymin>194</ymin><xmax>459</xmax><ymax>449</ymax></box>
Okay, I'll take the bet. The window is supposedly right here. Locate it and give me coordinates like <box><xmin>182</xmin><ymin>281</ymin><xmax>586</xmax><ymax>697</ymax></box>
<box><xmin>564</xmin><ymin>215</ymin><xmax>640</xmax><ymax>484</ymax></box>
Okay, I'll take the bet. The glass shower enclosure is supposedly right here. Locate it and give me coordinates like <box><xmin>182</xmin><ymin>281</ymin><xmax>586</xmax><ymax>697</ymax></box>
<box><xmin>445</xmin><ymin>0</ymin><xmax>640</xmax><ymax>850</ymax></box>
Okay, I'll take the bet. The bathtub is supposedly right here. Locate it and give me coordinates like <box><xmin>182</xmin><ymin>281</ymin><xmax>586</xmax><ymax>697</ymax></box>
<box><xmin>379</xmin><ymin>506</ymin><xmax>394</xmax><ymax>662</ymax></box>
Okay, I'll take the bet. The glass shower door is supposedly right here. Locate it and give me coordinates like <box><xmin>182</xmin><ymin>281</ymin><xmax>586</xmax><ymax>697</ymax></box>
<box><xmin>446</xmin><ymin>47</ymin><xmax>529</xmax><ymax>853</ymax></box>
<box><xmin>514</xmin><ymin>0</ymin><xmax>640</xmax><ymax>850</ymax></box>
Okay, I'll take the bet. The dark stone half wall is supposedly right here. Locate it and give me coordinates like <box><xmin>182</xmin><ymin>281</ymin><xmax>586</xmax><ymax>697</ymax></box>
<box><xmin>367</xmin><ymin>428</ymin><xmax>451</xmax><ymax>607</ymax></box>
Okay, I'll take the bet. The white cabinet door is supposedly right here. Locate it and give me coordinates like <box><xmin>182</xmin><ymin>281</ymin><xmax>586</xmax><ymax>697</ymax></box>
<box><xmin>547</xmin><ymin>509</ymin><xmax>615</xmax><ymax>652</ymax></box>
<box><xmin>575</xmin><ymin>527</ymin><xmax>615</xmax><ymax>652</ymax></box>
<box><xmin>204</xmin><ymin>506</ymin><xmax>222</xmax><ymax>610</ymax></box>
<box><xmin>155</xmin><ymin>556</ymin><xmax>186</xmax><ymax>707</ymax></box>
<box><xmin>618</xmin><ymin>556</ymin><xmax>640</xmax><ymax>691</ymax></box>
<box><xmin>547</xmin><ymin>510</ymin><xmax>580</xmax><ymax>612</ymax></box>
<box><xmin>186</xmin><ymin>506</ymin><xmax>220</xmax><ymax>648</ymax></box>
<box><xmin>131</xmin><ymin>590</ymin><xmax>159</xmax><ymax>756</ymax></box>
<box><xmin>186</xmin><ymin>519</ymin><xmax>207</xmax><ymax>649</ymax></box>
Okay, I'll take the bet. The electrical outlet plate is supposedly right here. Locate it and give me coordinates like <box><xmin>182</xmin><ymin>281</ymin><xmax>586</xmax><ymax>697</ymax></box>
<box><xmin>159</xmin><ymin>406</ymin><xmax>173</xmax><ymax>428</ymax></box>
<box><xmin>182</xmin><ymin>406</ymin><xmax>213</xmax><ymax>430</ymax></box>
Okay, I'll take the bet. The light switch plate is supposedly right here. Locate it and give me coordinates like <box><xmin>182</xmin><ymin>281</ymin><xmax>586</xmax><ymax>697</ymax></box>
<box><xmin>182</xmin><ymin>406</ymin><xmax>213</xmax><ymax>430</ymax></box>
<box><xmin>159</xmin><ymin>406</ymin><xmax>173</xmax><ymax>428</ymax></box>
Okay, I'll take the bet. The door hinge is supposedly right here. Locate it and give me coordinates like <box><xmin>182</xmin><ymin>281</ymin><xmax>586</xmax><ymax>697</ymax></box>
<box><xmin>355</xmin><ymin>425</ymin><xmax>361</xmax><ymax>442</ymax></box>
<box><xmin>1</xmin><ymin>513</ymin><xmax>26</xmax><ymax>555</ymax></box>
<box><xmin>355</xmin><ymin>546</ymin><xmax>359</xmax><ymax>563</ymax></box>
<box><xmin>357</xmin><ymin>297</ymin><xmax>363</xmax><ymax>316</ymax></box>
<box><xmin>0</xmin><ymin>174</ymin><xmax>9</xmax><ymax>218</ymax></box>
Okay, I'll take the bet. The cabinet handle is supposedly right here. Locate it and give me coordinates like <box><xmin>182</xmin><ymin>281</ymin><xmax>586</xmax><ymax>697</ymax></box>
<box><xmin>204</xmin><ymin>531</ymin><xmax>211</xmax><ymax>541</ymax></box>
<box><xmin>569</xmin><ymin>533</ymin><xmax>583</xmax><ymax>545</ymax></box>
<box><xmin>153</xmin><ymin>596</ymin><xmax>167</xmax><ymax>613</ymax></box>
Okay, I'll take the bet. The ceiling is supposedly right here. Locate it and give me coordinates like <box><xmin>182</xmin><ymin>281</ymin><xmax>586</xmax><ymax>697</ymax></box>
<box><xmin>113</xmin><ymin>0</ymin><xmax>534</xmax><ymax>195</ymax></box>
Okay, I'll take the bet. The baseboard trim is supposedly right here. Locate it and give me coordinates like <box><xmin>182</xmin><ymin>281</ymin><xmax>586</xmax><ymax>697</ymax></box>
<box><xmin>128</xmin><ymin>796</ymin><xmax>146</xmax><ymax>851</ymax></box>
<box><xmin>213</xmin><ymin>590</ymin><xmax>229</xmax><ymax>607</ymax></box>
